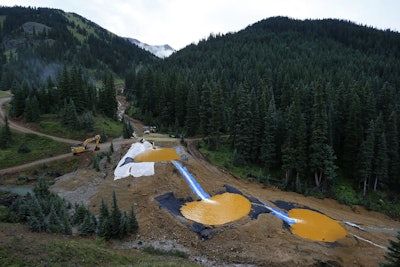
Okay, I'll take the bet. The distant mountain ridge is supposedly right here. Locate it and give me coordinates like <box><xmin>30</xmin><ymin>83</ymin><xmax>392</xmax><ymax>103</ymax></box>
<box><xmin>126</xmin><ymin>38</ymin><xmax>175</xmax><ymax>58</ymax></box>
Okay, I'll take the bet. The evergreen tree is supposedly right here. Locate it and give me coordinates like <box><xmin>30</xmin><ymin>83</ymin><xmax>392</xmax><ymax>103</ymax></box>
<box><xmin>0</xmin><ymin>115</ymin><xmax>12</xmax><ymax>149</ymax></box>
<box><xmin>374</xmin><ymin>132</ymin><xmax>388</xmax><ymax>191</ymax></box>
<box><xmin>118</xmin><ymin>212</ymin><xmax>128</xmax><ymax>239</ymax></box>
<box><xmin>99</xmin><ymin>72</ymin><xmax>117</xmax><ymax>119</ymax></box>
<box><xmin>309</xmin><ymin>82</ymin><xmax>337</xmax><ymax>189</ymax></box>
<box><xmin>72</xmin><ymin>203</ymin><xmax>89</xmax><ymax>225</ymax></box>
<box><xmin>199</xmin><ymin>81</ymin><xmax>211</xmax><ymax>136</ymax></box>
<box><xmin>185</xmin><ymin>84</ymin><xmax>199</xmax><ymax>136</ymax></box>
<box><xmin>281</xmin><ymin>97</ymin><xmax>307</xmax><ymax>190</ymax></box>
<box><xmin>127</xmin><ymin>203</ymin><xmax>139</xmax><ymax>234</ymax></box>
<box><xmin>10</xmin><ymin>86</ymin><xmax>27</xmax><ymax>117</ymax></box>
<box><xmin>261</xmin><ymin>97</ymin><xmax>277</xmax><ymax>170</ymax></box>
<box><xmin>61</xmin><ymin>98</ymin><xmax>79</xmax><ymax>129</ymax></box>
<box><xmin>24</xmin><ymin>96</ymin><xmax>40</xmax><ymax>122</ymax></box>
<box><xmin>342</xmin><ymin>87</ymin><xmax>362</xmax><ymax>178</ymax></box>
<box><xmin>358</xmin><ymin>120</ymin><xmax>375</xmax><ymax>197</ymax></box>
<box><xmin>110</xmin><ymin>191</ymin><xmax>122</xmax><ymax>238</ymax></box>
<box><xmin>382</xmin><ymin>231</ymin><xmax>400</xmax><ymax>267</ymax></box>
<box><xmin>28</xmin><ymin>195</ymin><xmax>47</xmax><ymax>232</ymax></box>
<box><xmin>79</xmin><ymin>213</ymin><xmax>97</xmax><ymax>236</ymax></box>
<box><xmin>61</xmin><ymin>214</ymin><xmax>72</xmax><ymax>235</ymax></box>
<box><xmin>386</xmin><ymin>111</ymin><xmax>400</xmax><ymax>187</ymax></box>
<box><xmin>208</xmin><ymin>82</ymin><xmax>224</xmax><ymax>150</ymax></box>
<box><xmin>122</xmin><ymin>117</ymin><xmax>133</xmax><ymax>138</ymax></box>
<box><xmin>233</xmin><ymin>85</ymin><xmax>253</xmax><ymax>163</ymax></box>
<box><xmin>48</xmin><ymin>206</ymin><xmax>62</xmax><ymax>233</ymax></box>
<box><xmin>98</xmin><ymin>198</ymin><xmax>112</xmax><ymax>240</ymax></box>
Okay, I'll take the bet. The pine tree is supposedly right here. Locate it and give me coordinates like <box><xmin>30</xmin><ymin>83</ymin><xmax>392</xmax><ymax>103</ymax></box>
<box><xmin>24</xmin><ymin>96</ymin><xmax>40</xmax><ymax>122</ymax></box>
<box><xmin>118</xmin><ymin>212</ymin><xmax>128</xmax><ymax>239</ymax></box>
<box><xmin>208</xmin><ymin>82</ymin><xmax>224</xmax><ymax>150</ymax></box>
<box><xmin>0</xmin><ymin>115</ymin><xmax>12</xmax><ymax>149</ymax></box>
<box><xmin>342</xmin><ymin>87</ymin><xmax>362</xmax><ymax>178</ymax></box>
<box><xmin>127</xmin><ymin>203</ymin><xmax>139</xmax><ymax>234</ymax></box>
<box><xmin>72</xmin><ymin>203</ymin><xmax>89</xmax><ymax>225</ymax></box>
<box><xmin>199</xmin><ymin>81</ymin><xmax>211</xmax><ymax>136</ymax></box>
<box><xmin>386</xmin><ymin>111</ymin><xmax>400</xmax><ymax>187</ymax></box>
<box><xmin>261</xmin><ymin>97</ymin><xmax>277</xmax><ymax>170</ymax></box>
<box><xmin>98</xmin><ymin>199</ymin><xmax>112</xmax><ymax>240</ymax></box>
<box><xmin>110</xmin><ymin>191</ymin><xmax>122</xmax><ymax>238</ymax></box>
<box><xmin>48</xmin><ymin>206</ymin><xmax>62</xmax><ymax>233</ymax></box>
<box><xmin>99</xmin><ymin>72</ymin><xmax>117</xmax><ymax>119</ymax></box>
<box><xmin>382</xmin><ymin>231</ymin><xmax>400</xmax><ymax>267</ymax></box>
<box><xmin>61</xmin><ymin>214</ymin><xmax>72</xmax><ymax>235</ymax></box>
<box><xmin>281</xmin><ymin>98</ymin><xmax>307</xmax><ymax>190</ymax></box>
<box><xmin>358</xmin><ymin>120</ymin><xmax>375</xmax><ymax>197</ymax></box>
<box><xmin>374</xmin><ymin>132</ymin><xmax>388</xmax><ymax>191</ymax></box>
<box><xmin>185</xmin><ymin>84</ymin><xmax>199</xmax><ymax>137</ymax></box>
<box><xmin>309</xmin><ymin>82</ymin><xmax>337</xmax><ymax>189</ymax></box>
<box><xmin>79</xmin><ymin>213</ymin><xmax>97</xmax><ymax>236</ymax></box>
<box><xmin>233</xmin><ymin>84</ymin><xmax>253</xmax><ymax>163</ymax></box>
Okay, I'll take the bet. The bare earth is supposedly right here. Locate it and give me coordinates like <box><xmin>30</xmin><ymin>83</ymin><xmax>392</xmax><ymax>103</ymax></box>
<box><xmin>49</xmin><ymin>137</ymin><xmax>400</xmax><ymax>267</ymax></box>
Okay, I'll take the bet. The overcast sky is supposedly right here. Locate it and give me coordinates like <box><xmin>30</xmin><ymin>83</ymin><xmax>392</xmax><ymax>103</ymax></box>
<box><xmin>2</xmin><ymin>0</ymin><xmax>400</xmax><ymax>50</ymax></box>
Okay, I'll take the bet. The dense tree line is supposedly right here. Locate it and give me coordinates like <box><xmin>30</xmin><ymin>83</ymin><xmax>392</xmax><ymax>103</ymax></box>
<box><xmin>7</xmin><ymin>179</ymin><xmax>138</xmax><ymax>239</ymax></box>
<box><xmin>125</xmin><ymin>17</ymin><xmax>400</xmax><ymax>197</ymax></box>
<box><xmin>7</xmin><ymin>66</ymin><xmax>117</xmax><ymax>127</ymax></box>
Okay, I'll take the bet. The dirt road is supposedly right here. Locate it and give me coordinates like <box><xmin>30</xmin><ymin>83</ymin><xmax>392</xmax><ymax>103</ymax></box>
<box><xmin>0</xmin><ymin>96</ymin><xmax>136</xmax><ymax>175</ymax></box>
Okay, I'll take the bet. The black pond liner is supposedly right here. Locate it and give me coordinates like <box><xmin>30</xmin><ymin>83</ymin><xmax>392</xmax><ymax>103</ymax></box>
<box><xmin>155</xmin><ymin>185</ymin><xmax>343</xmax><ymax>245</ymax></box>
<box><xmin>155</xmin><ymin>185</ymin><xmax>272</xmax><ymax>239</ymax></box>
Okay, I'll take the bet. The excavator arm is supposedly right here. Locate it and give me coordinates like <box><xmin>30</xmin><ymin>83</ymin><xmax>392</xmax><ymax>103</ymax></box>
<box><xmin>71</xmin><ymin>135</ymin><xmax>101</xmax><ymax>155</ymax></box>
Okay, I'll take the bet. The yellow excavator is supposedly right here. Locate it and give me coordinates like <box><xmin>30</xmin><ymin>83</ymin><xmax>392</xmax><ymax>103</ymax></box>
<box><xmin>71</xmin><ymin>135</ymin><xmax>101</xmax><ymax>155</ymax></box>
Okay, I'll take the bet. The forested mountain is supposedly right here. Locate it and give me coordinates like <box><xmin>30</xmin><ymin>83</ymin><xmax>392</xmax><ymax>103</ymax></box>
<box><xmin>0</xmin><ymin>6</ymin><xmax>156</xmax><ymax>88</ymax></box>
<box><xmin>0</xmin><ymin>6</ymin><xmax>159</xmax><ymax>134</ymax></box>
<box><xmin>125</xmin><ymin>17</ymin><xmax>400</xmax><ymax>197</ymax></box>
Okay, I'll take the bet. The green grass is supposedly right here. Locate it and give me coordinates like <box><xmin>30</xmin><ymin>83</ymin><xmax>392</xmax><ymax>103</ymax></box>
<box><xmin>0</xmin><ymin>132</ymin><xmax>70</xmax><ymax>169</ymax></box>
<box><xmin>0</xmin><ymin>223</ymin><xmax>199</xmax><ymax>267</ymax></box>
<box><xmin>65</xmin><ymin>13</ymin><xmax>99</xmax><ymax>41</ymax></box>
<box><xmin>0</xmin><ymin>15</ymin><xmax>5</xmax><ymax>28</ymax></box>
<box><xmin>198</xmin><ymin>139</ymin><xmax>268</xmax><ymax>182</ymax></box>
<box><xmin>95</xmin><ymin>116</ymin><xmax>123</xmax><ymax>138</ymax></box>
<box><xmin>0</xmin><ymin>90</ymin><xmax>11</xmax><ymax>98</ymax></box>
<box><xmin>38</xmin><ymin>114</ymin><xmax>123</xmax><ymax>141</ymax></box>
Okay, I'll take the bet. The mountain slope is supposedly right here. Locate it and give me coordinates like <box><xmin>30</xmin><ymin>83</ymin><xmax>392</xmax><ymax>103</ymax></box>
<box><xmin>125</xmin><ymin>16</ymin><xmax>400</xmax><ymax>207</ymax></box>
<box><xmin>0</xmin><ymin>6</ymin><xmax>157</xmax><ymax>86</ymax></box>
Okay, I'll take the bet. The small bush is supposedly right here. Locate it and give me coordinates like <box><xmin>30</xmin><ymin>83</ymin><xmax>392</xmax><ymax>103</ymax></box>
<box><xmin>332</xmin><ymin>184</ymin><xmax>360</xmax><ymax>206</ymax></box>
<box><xmin>18</xmin><ymin>143</ymin><xmax>31</xmax><ymax>153</ymax></box>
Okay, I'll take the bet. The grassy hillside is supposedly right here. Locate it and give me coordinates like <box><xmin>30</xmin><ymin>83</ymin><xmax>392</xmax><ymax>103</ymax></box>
<box><xmin>0</xmin><ymin>223</ymin><xmax>199</xmax><ymax>267</ymax></box>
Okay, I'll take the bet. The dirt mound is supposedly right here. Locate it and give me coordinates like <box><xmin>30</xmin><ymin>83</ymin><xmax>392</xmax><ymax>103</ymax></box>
<box><xmin>51</xmin><ymin>140</ymin><xmax>400</xmax><ymax>267</ymax></box>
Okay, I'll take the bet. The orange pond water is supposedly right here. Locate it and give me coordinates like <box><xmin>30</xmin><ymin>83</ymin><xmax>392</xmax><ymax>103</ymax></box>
<box><xmin>134</xmin><ymin>148</ymin><xmax>180</xmax><ymax>162</ymax></box>
<box><xmin>288</xmin><ymin>208</ymin><xmax>347</xmax><ymax>242</ymax></box>
<box><xmin>180</xmin><ymin>193</ymin><xmax>252</xmax><ymax>225</ymax></box>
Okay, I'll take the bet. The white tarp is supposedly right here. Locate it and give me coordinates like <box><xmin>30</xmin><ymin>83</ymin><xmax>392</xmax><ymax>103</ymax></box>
<box><xmin>114</xmin><ymin>140</ymin><xmax>155</xmax><ymax>180</ymax></box>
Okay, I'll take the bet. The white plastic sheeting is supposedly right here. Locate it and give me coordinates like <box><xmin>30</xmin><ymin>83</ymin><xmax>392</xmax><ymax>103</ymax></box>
<box><xmin>114</xmin><ymin>140</ymin><xmax>155</xmax><ymax>180</ymax></box>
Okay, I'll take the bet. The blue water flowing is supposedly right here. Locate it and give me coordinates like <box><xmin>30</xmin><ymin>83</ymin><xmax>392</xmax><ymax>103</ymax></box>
<box><xmin>171</xmin><ymin>160</ymin><xmax>210</xmax><ymax>200</ymax></box>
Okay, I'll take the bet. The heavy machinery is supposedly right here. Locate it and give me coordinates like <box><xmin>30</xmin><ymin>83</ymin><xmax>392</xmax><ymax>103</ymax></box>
<box><xmin>71</xmin><ymin>135</ymin><xmax>101</xmax><ymax>155</ymax></box>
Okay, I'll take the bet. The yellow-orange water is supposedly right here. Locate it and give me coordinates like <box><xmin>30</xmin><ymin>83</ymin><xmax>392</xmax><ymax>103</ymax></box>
<box><xmin>288</xmin><ymin>208</ymin><xmax>347</xmax><ymax>242</ymax></box>
<box><xmin>134</xmin><ymin>148</ymin><xmax>180</xmax><ymax>162</ymax></box>
<box><xmin>180</xmin><ymin>193</ymin><xmax>251</xmax><ymax>225</ymax></box>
